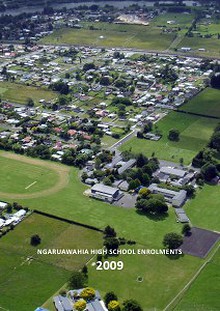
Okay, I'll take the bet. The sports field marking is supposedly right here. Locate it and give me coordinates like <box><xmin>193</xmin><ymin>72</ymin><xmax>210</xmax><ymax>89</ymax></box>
<box><xmin>0</xmin><ymin>152</ymin><xmax>70</xmax><ymax>199</ymax></box>
<box><xmin>25</xmin><ymin>181</ymin><xmax>37</xmax><ymax>190</ymax></box>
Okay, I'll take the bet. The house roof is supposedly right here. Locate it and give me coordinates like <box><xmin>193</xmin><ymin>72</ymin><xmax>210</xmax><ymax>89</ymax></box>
<box><xmin>91</xmin><ymin>184</ymin><xmax>119</xmax><ymax>196</ymax></box>
<box><xmin>53</xmin><ymin>296</ymin><xmax>72</xmax><ymax>311</ymax></box>
<box><xmin>117</xmin><ymin>159</ymin><xmax>136</xmax><ymax>175</ymax></box>
<box><xmin>160</xmin><ymin>167</ymin><xmax>186</xmax><ymax>178</ymax></box>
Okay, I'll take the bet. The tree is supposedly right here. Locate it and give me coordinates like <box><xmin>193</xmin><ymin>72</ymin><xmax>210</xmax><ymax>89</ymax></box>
<box><xmin>163</xmin><ymin>233</ymin><xmax>183</xmax><ymax>249</ymax></box>
<box><xmin>122</xmin><ymin>299</ymin><xmax>143</xmax><ymax>311</ymax></box>
<box><xmin>210</xmin><ymin>73</ymin><xmax>220</xmax><ymax>89</ymax></box>
<box><xmin>81</xmin><ymin>287</ymin><xmax>96</xmax><ymax>301</ymax></box>
<box><xmin>50</xmin><ymin>80</ymin><xmax>69</xmax><ymax>94</ymax></box>
<box><xmin>136</xmin><ymin>153</ymin><xmax>148</xmax><ymax>167</ymax></box>
<box><xmin>201</xmin><ymin>163</ymin><xmax>218</xmax><ymax>181</ymax></box>
<box><xmin>30</xmin><ymin>234</ymin><xmax>41</xmax><ymax>246</ymax></box>
<box><xmin>108</xmin><ymin>300</ymin><xmax>121</xmax><ymax>311</ymax></box>
<box><xmin>138</xmin><ymin>187</ymin><xmax>150</xmax><ymax>199</ymax></box>
<box><xmin>104</xmin><ymin>237</ymin><xmax>119</xmax><ymax>252</ymax></box>
<box><xmin>68</xmin><ymin>271</ymin><xmax>86</xmax><ymax>289</ymax></box>
<box><xmin>168</xmin><ymin>129</ymin><xmax>180</xmax><ymax>141</ymax></box>
<box><xmin>58</xmin><ymin>94</ymin><xmax>69</xmax><ymax>106</ymax></box>
<box><xmin>100</xmin><ymin>76</ymin><xmax>110</xmax><ymax>86</ymax></box>
<box><xmin>128</xmin><ymin>179</ymin><xmax>141</xmax><ymax>191</ymax></box>
<box><xmin>81</xmin><ymin>172</ymin><xmax>88</xmax><ymax>182</ymax></box>
<box><xmin>6</xmin><ymin>203</ymin><xmax>12</xmax><ymax>213</ymax></box>
<box><xmin>182</xmin><ymin>224</ymin><xmax>191</xmax><ymax>236</ymax></box>
<box><xmin>26</xmin><ymin>97</ymin><xmax>34</xmax><ymax>107</ymax></box>
<box><xmin>83</xmin><ymin>62</ymin><xmax>96</xmax><ymax>72</ymax></box>
<box><xmin>103</xmin><ymin>176</ymin><xmax>112</xmax><ymax>186</ymax></box>
<box><xmin>136</xmin><ymin>198</ymin><xmax>168</xmax><ymax>215</ymax></box>
<box><xmin>82</xmin><ymin>265</ymin><xmax>88</xmax><ymax>275</ymax></box>
<box><xmin>104</xmin><ymin>226</ymin><xmax>117</xmax><ymax>238</ymax></box>
<box><xmin>104</xmin><ymin>292</ymin><xmax>118</xmax><ymax>306</ymax></box>
<box><xmin>210</xmin><ymin>131</ymin><xmax>220</xmax><ymax>152</ymax></box>
<box><xmin>179</xmin><ymin>157</ymin><xmax>184</xmax><ymax>166</ymax></box>
<box><xmin>74</xmin><ymin>299</ymin><xmax>86</xmax><ymax>311</ymax></box>
<box><xmin>184</xmin><ymin>185</ymin><xmax>195</xmax><ymax>197</ymax></box>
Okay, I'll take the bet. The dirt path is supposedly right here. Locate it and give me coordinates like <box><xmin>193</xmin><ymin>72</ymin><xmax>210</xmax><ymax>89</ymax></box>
<box><xmin>0</xmin><ymin>152</ymin><xmax>70</xmax><ymax>199</ymax></box>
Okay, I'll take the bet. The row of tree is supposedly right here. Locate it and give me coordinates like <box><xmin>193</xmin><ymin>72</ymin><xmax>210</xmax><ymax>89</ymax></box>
<box><xmin>192</xmin><ymin>123</ymin><xmax>220</xmax><ymax>182</ymax></box>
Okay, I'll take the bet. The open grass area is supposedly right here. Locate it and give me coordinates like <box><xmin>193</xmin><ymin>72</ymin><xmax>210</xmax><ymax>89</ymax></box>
<box><xmin>0</xmin><ymin>250</ymin><xmax>69</xmax><ymax>311</ymax></box>
<box><xmin>41</xmin><ymin>22</ymin><xmax>175</xmax><ymax>50</ymax></box>
<box><xmin>0</xmin><ymin>154</ymin><xmax>59</xmax><ymax>194</ymax></box>
<box><xmin>0</xmin><ymin>81</ymin><xmax>57</xmax><ymax>105</ymax></box>
<box><xmin>0</xmin><ymin>152</ymin><xmax>70</xmax><ymax>199</ymax></box>
<box><xmin>180</xmin><ymin>88</ymin><xmax>220</xmax><ymax>118</ymax></box>
<box><xmin>185</xmin><ymin>184</ymin><xmax>220</xmax><ymax>232</ymax></box>
<box><xmin>88</xmin><ymin>244</ymin><xmax>201</xmax><ymax>311</ymax></box>
<box><xmin>120</xmin><ymin>112</ymin><xmax>219</xmax><ymax>165</ymax></box>
<box><xmin>0</xmin><ymin>152</ymin><xmax>216</xmax><ymax>310</ymax></box>
<box><xmin>152</xmin><ymin>12</ymin><xmax>194</xmax><ymax>29</ymax></box>
<box><xmin>177</xmin><ymin>36</ymin><xmax>220</xmax><ymax>57</ymax></box>
<box><xmin>174</xmin><ymin>248</ymin><xmax>220</xmax><ymax>311</ymax></box>
<box><xmin>0</xmin><ymin>213</ymin><xmax>103</xmax><ymax>311</ymax></box>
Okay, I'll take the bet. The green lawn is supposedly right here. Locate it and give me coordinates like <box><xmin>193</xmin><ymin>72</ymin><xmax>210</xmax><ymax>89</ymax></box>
<box><xmin>177</xmin><ymin>36</ymin><xmax>220</xmax><ymax>57</ymax></box>
<box><xmin>185</xmin><ymin>184</ymin><xmax>220</xmax><ymax>232</ymax></box>
<box><xmin>180</xmin><ymin>88</ymin><xmax>220</xmax><ymax>118</ymax></box>
<box><xmin>0</xmin><ymin>81</ymin><xmax>57</xmax><ymax>105</ymax></box>
<box><xmin>41</xmin><ymin>22</ymin><xmax>175</xmax><ymax>50</ymax></box>
<box><xmin>0</xmin><ymin>155</ymin><xmax>59</xmax><ymax>194</ymax></box>
<box><xmin>120</xmin><ymin>112</ymin><xmax>218</xmax><ymax>165</ymax></box>
<box><xmin>0</xmin><ymin>152</ymin><xmax>215</xmax><ymax>311</ymax></box>
<box><xmin>0</xmin><ymin>250</ymin><xmax>69</xmax><ymax>311</ymax></box>
<box><xmin>0</xmin><ymin>213</ymin><xmax>103</xmax><ymax>311</ymax></box>
<box><xmin>88</xmin><ymin>244</ymin><xmax>202</xmax><ymax>311</ymax></box>
<box><xmin>152</xmin><ymin>12</ymin><xmax>194</xmax><ymax>27</ymax></box>
<box><xmin>174</xmin><ymin>248</ymin><xmax>220</xmax><ymax>311</ymax></box>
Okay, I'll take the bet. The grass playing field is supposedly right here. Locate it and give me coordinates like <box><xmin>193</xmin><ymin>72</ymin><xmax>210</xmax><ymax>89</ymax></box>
<box><xmin>180</xmin><ymin>87</ymin><xmax>220</xmax><ymax>118</ymax></box>
<box><xmin>177</xmin><ymin>36</ymin><xmax>220</xmax><ymax>56</ymax></box>
<box><xmin>41</xmin><ymin>21</ymin><xmax>176</xmax><ymax>51</ymax></box>
<box><xmin>0</xmin><ymin>213</ymin><xmax>103</xmax><ymax>311</ymax></box>
<box><xmin>87</xmin><ymin>244</ymin><xmax>202</xmax><ymax>311</ymax></box>
<box><xmin>174</xmin><ymin>248</ymin><xmax>220</xmax><ymax>311</ymax></box>
<box><xmin>185</xmin><ymin>184</ymin><xmax>220</xmax><ymax>232</ymax></box>
<box><xmin>120</xmin><ymin>112</ymin><xmax>219</xmax><ymax>165</ymax></box>
<box><xmin>0</xmin><ymin>153</ymin><xmax>59</xmax><ymax>194</ymax></box>
<box><xmin>0</xmin><ymin>152</ymin><xmax>70</xmax><ymax>199</ymax></box>
<box><xmin>0</xmin><ymin>81</ymin><xmax>57</xmax><ymax>105</ymax></box>
<box><xmin>0</xmin><ymin>151</ymin><xmax>217</xmax><ymax>310</ymax></box>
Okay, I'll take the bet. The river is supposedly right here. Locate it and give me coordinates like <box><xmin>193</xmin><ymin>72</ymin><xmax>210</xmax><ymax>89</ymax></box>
<box><xmin>2</xmin><ymin>1</ymin><xmax>200</xmax><ymax>16</ymax></box>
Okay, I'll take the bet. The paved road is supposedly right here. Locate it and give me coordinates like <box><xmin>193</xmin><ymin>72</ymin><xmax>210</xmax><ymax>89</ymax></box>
<box><xmin>109</xmin><ymin>129</ymin><xmax>137</xmax><ymax>151</ymax></box>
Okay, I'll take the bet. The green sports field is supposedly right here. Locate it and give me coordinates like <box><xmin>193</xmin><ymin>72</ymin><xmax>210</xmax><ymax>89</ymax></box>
<box><xmin>88</xmin><ymin>244</ymin><xmax>201</xmax><ymax>311</ymax></box>
<box><xmin>174</xmin><ymin>248</ymin><xmax>220</xmax><ymax>311</ymax></box>
<box><xmin>120</xmin><ymin>112</ymin><xmax>219</xmax><ymax>165</ymax></box>
<box><xmin>180</xmin><ymin>88</ymin><xmax>220</xmax><ymax>118</ymax></box>
<box><xmin>41</xmin><ymin>21</ymin><xmax>175</xmax><ymax>50</ymax></box>
<box><xmin>0</xmin><ymin>81</ymin><xmax>57</xmax><ymax>105</ymax></box>
<box><xmin>0</xmin><ymin>213</ymin><xmax>102</xmax><ymax>311</ymax></box>
<box><xmin>0</xmin><ymin>151</ymin><xmax>217</xmax><ymax>310</ymax></box>
<box><xmin>185</xmin><ymin>185</ymin><xmax>220</xmax><ymax>232</ymax></box>
<box><xmin>0</xmin><ymin>155</ymin><xmax>59</xmax><ymax>194</ymax></box>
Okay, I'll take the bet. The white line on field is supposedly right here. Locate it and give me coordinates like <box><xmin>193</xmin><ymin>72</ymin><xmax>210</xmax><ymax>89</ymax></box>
<box><xmin>25</xmin><ymin>181</ymin><xmax>37</xmax><ymax>190</ymax></box>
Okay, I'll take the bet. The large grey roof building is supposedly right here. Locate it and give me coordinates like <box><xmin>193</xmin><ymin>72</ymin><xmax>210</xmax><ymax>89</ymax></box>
<box><xmin>91</xmin><ymin>184</ymin><xmax>123</xmax><ymax>203</ymax></box>
<box><xmin>160</xmin><ymin>167</ymin><xmax>187</xmax><ymax>178</ymax></box>
<box><xmin>148</xmin><ymin>183</ymin><xmax>187</xmax><ymax>207</ymax></box>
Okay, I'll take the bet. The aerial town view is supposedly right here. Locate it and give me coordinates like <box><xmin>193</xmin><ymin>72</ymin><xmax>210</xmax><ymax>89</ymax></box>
<box><xmin>0</xmin><ymin>0</ymin><xmax>219</xmax><ymax>310</ymax></box>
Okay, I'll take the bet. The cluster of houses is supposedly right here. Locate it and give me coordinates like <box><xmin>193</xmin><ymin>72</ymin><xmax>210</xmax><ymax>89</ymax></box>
<box><xmin>84</xmin><ymin>148</ymin><xmax>196</xmax><ymax>221</ymax></box>
<box><xmin>0</xmin><ymin>45</ymin><xmax>215</xmax><ymax>152</ymax></box>
<box><xmin>0</xmin><ymin>202</ymin><xmax>27</xmax><ymax>229</ymax></box>
<box><xmin>53</xmin><ymin>289</ymin><xmax>108</xmax><ymax>311</ymax></box>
